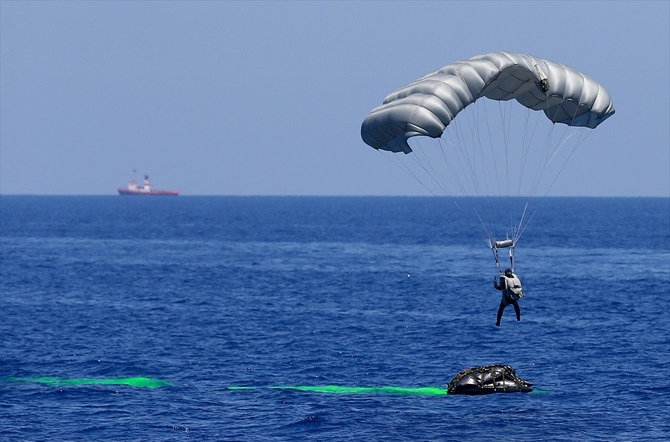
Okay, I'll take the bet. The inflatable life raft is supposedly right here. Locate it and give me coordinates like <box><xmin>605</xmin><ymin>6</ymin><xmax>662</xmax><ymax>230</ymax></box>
<box><xmin>447</xmin><ymin>364</ymin><xmax>533</xmax><ymax>395</ymax></box>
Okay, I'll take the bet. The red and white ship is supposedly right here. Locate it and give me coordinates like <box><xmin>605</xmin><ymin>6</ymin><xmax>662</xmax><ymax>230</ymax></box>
<box><xmin>118</xmin><ymin>170</ymin><xmax>179</xmax><ymax>196</ymax></box>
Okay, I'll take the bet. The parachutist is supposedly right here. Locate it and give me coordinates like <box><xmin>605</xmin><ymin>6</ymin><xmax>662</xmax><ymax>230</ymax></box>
<box><xmin>493</xmin><ymin>268</ymin><xmax>524</xmax><ymax>326</ymax></box>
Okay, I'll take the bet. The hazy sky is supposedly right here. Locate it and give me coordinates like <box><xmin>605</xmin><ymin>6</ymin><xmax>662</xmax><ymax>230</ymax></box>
<box><xmin>1</xmin><ymin>1</ymin><xmax>668</xmax><ymax>196</ymax></box>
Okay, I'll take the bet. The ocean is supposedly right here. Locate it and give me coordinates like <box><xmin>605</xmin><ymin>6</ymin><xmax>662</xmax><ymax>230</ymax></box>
<box><xmin>1</xmin><ymin>196</ymin><xmax>668</xmax><ymax>441</ymax></box>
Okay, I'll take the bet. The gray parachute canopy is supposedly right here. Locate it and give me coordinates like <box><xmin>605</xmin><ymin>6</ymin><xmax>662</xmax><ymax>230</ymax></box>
<box><xmin>361</xmin><ymin>51</ymin><xmax>615</xmax><ymax>153</ymax></box>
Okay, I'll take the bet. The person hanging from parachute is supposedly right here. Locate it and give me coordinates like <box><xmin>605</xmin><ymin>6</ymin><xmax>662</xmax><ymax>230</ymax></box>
<box><xmin>359</xmin><ymin>51</ymin><xmax>614</xmax><ymax>321</ymax></box>
<box><xmin>493</xmin><ymin>268</ymin><xmax>523</xmax><ymax>326</ymax></box>
<box><xmin>490</xmin><ymin>238</ymin><xmax>523</xmax><ymax>326</ymax></box>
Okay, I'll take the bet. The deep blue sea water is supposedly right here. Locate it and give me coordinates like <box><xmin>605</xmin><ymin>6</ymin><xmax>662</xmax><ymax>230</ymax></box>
<box><xmin>1</xmin><ymin>196</ymin><xmax>668</xmax><ymax>441</ymax></box>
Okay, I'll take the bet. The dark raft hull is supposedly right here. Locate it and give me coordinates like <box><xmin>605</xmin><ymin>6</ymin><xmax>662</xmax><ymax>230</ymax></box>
<box><xmin>447</xmin><ymin>364</ymin><xmax>533</xmax><ymax>395</ymax></box>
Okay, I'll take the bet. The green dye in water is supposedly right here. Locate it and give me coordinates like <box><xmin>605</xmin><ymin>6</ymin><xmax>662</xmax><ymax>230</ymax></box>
<box><xmin>228</xmin><ymin>385</ymin><xmax>550</xmax><ymax>396</ymax></box>
<box><xmin>7</xmin><ymin>376</ymin><xmax>172</xmax><ymax>388</ymax></box>
<box><xmin>4</xmin><ymin>377</ymin><xmax>547</xmax><ymax>394</ymax></box>
<box><xmin>229</xmin><ymin>385</ymin><xmax>448</xmax><ymax>396</ymax></box>
<box><xmin>528</xmin><ymin>389</ymin><xmax>550</xmax><ymax>395</ymax></box>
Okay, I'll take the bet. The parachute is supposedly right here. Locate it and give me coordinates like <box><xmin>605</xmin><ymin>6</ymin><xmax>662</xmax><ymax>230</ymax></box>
<box><xmin>360</xmin><ymin>51</ymin><xmax>614</xmax><ymax>272</ymax></box>
<box><xmin>361</xmin><ymin>51</ymin><xmax>614</xmax><ymax>154</ymax></box>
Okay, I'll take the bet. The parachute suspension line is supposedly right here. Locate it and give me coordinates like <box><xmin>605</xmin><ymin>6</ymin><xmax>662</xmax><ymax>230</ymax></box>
<box><xmin>433</xmin><ymin>133</ymin><xmax>497</xmax><ymax>244</ymax></box>
<box><xmin>407</xmin><ymin>103</ymin><xmax>499</xmax><ymax>246</ymax></box>
<box><xmin>479</xmin><ymin>98</ymin><xmax>503</xmax><ymax>198</ymax></box>
<box><xmin>433</xmin><ymin>137</ymin><xmax>476</xmax><ymax>199</ymax></box>
<box><xmin>402</xmin><ymin>134</ymin><xmax>499</xmax><ymax>246</ymax></box>
<box><xmin>484</xmin><ymin>98</ymin><xmax>564</xmax><ymax>261</ymax></box>
<box><xmin>492</xmin><ymin>247</ymin><xmax>502</xmax><ymax>275</ymax></box>
<box><xmin>473</xmin><ymin>101</ymin><xmax>495</xmax><ymax>198</ymax></box>
<box><xmin>469</xmin><ymin>100</ymin><xmax>500</xmax><ymax>240</ymax></box>
<box><xmin>483</xmin><ymin>100</ymin><xmax>499</xmax><ymax>196</ymax></box>
<box><xmin>478</xmin><ymin>98</ymin><xmax>501</xmax><ymax>198</ymax></box>
<box><xmin>538</xmin><ymin>99</ymin><xmax>598</xmax><ymax>196</ymax></box>
<box><xmin>414</xmin><ymin>139</ymin><xmax>454</xmax><ymax>198</ymax></box>
<box><xmin>528</xmin><ymin>99</ymin><xmax>594</xmax><ymax>198</ymax></box>
<box><xmin>513</xmin><ymin>106</ymin><xmax>544</xmax><ymax>241</ymax></box>
<box><xmin>454</xmin><ymin>102</ymin><xmax>486</xmax><ymax>198</ymax></box>
<box><xmin>404</xmin><ymin>136</ymin><xmax>495</xmax><ymax>242</ymax></box>
<box><xmin>385</xmin><ymin>138</ymin><xmax>493</xmax><ymax>241</ymax></box>
<box><xmin>385</xmin><ymin>138</ymin><xmax>500</xmax><ymax>245</ymax></box>
<box><xmin>525</xmin><ymin>120</ymin><xmax>552</xmax><ymax>198</ymax></box>
<box><xmin>517</xmin><ymin>105</ymin><xmax>531</xmax><ymax>198</ymax></box>
<box><xmin>497</xmin><ymin>101</ymin><xmax>513</xmax><ymax>244</ymax></box>
<box><xmin>478</xmin><ymin>98</ymin><xmax>506</xmax><ymax>242</ymax></box>
<box><xmin>409</xmin><ymin>138</ymin><xmax>461</xmax><ymax>198</ymax></box>
<box><xmin>512</xmin><ymin>201</ymin><xmax>537</xmax><ymax>246</ymax></box>
<box><xmin>511</xmin><ymin>108</ymin><xmax>542</xmax><ymax>244</ymax></box>
<box><xmin>446</xmin><ymin>103</ymin><xmax>498</xmax><ymax>243</ymax></box>
<box><xmin>522</xmin><ymin>95</ymin><xmax>558</xmax><ymax>198</ymax></box>
<box><xmin>485</xmin><ymin>100</ymin><xmax>542</xmax><ymax>271</ymax></box>
<box><xmin>376</xmin><ymin>148</ymin><xmax>441</xmax><ymax>197</ymax></box>
<box><xmin>499</xmin><ymin>100</ymin><xmax>522</xmax><ymax>244</ymax></box>
<box><xmin>526</xmin><ymin>99</ymin><xmax>572</xmax><ymax>198</ymax></box>
<box><xmin>543</xmin><ymin>123</ymin><xmax>576</xmax><ymax>170</ymax></box>
<box><xmin>497</xmin><ymin>100</ymin><xmax>514</xmax><ymax>197</ymax></box>
<box><xmin>518</xmin><ymin>105</ymin><xmax>543</xmax><ymax>198</ymax></box>
<box><xmin>459</xmin><ymin>101</ymin><xmax>490</xmax><ymax>197</ymax></box>
<box><xmin>541</xmin><ymin>124</ymin><xmax>593</xmax><ymax>197</ymax></box>
<box><xmin>541</xmin><ymin>130</ymin><xmax>580</xmax><ymax>175</ymax></box>
<box><xmin>514</xmin><ymin>100</ymin><xmax>551</xmax><ymax>248</ymax></box>
<box><xmin>459</xmin><ymin>99</ymin><xmax>521</xmax><ymax>247</ymax></box>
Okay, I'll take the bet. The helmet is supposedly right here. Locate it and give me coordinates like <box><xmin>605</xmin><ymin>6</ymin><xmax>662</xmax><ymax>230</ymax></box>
<box><xmin>504</xmin><ymin>268</ymin><xmax>513</xmax><ymax>277</ymax></box>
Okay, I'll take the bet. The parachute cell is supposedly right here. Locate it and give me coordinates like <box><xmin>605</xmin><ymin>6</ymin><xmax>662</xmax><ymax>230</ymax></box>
<box><xmin>361</xmin><ymin>51</ymin><xmax>615</xmax><ymax>153</ymax></box>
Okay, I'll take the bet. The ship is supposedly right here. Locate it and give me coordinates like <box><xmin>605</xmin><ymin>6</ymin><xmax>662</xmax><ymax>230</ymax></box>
<box><xmin>118</xmin><ymin>170</ymin><xmax>179</xmax><ymax>196</ymax></box>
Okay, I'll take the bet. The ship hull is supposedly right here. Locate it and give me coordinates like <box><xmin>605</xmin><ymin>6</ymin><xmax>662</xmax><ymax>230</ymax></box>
<box><xmin>118</xmin><ymin>188</ymin><xmax>179</xmax><ymax>196</ymax></box>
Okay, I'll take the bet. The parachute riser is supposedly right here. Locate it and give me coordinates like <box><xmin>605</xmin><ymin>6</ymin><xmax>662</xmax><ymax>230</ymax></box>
<box><xmin>490</xmin><ymin>239</ymin><xmax>515</xmax><ymax>275</ymax></box>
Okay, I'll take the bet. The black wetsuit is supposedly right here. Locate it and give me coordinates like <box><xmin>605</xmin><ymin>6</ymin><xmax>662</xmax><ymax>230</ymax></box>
<box><xmin>493</xmin><ymin>275</ymin><xmax>521</xmax><ymax>326</ymax></box>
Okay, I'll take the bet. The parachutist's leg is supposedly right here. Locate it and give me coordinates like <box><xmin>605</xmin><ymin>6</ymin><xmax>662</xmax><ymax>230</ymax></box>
<box><xmin>513</xmin><ymin>302</ymin><xmax>521</xmax><ymax>321</ymax></box>
<box><xmin>496</xmin><ymin>301</ymin><xmax>506</xmax><ymax>326</ymax></box>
